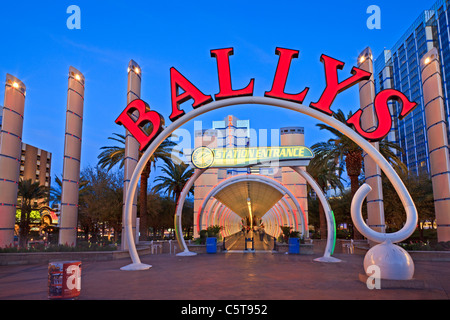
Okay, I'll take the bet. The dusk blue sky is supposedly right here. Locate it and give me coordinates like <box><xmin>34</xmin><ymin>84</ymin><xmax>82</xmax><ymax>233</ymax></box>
<box><xmin>0</xmin><ymin>0</ymin><xmax>436</xmax><ymax>187</ymax></box>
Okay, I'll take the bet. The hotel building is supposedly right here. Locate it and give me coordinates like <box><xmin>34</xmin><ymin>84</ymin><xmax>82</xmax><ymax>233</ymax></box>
<box><xmin>374</xmin><ymin>0</ymin><xmax>450</xmax><ymax>175</ymax></box>
<box><xmin>0</xmin><ymin>115</ymin><xmax>52</xmax><ymax>203</ymax></box>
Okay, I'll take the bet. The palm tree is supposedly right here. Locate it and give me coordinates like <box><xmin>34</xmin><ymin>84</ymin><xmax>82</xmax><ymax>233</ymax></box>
<box><xmin>312</xmin><ymin>109</ymin><xmax>406</xmax><ymax>239</ymax></box>
<box><xmin>307</xmin><ymin>154</ymin><xmax>345</xmax><ymax>239</ymax></box>
<box><xmin>49</xmin><ymin>174</ymin><xmax>89</xmax><ymax>207</ymax></box>
<box><xmin>97</xmin><ymin>132</ymin><xmax>179</xmax><ymax>240</ymax></box>
<box><xmin>151</xmin><ymin>162</ymin><xmax>194</xmax><ymax>204</ymax></box>
<box><xmin>151</xmin><ymin>162</ymin><xmax>194</xmax><ymax>240</ymax></box>
<box><xmin>17</xmin><ymin>179</ymin><xmax>49</xmax><ymax>248</ymax></box>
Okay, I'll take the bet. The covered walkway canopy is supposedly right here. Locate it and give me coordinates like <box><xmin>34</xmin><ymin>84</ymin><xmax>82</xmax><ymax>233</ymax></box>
<box><xmin>197</xmin><ymin>173</ymin><xmax>306</xmax><ymax>240</ymax></box>
<box><xmin>214</xmin><ymin>179</ymin><xmax>283</xmax><ymax>220</ymax></box>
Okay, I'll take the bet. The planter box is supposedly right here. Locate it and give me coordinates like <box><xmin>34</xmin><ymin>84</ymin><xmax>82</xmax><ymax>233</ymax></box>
<box><xmin>408</xmin><ymin>251</ymin><xmax>450</xmax><ymax>261</ymax></box>
<box><xmin>0</xmin><ymin>246</ymin><xmax>151</xmax><ymax>266</ymax></box>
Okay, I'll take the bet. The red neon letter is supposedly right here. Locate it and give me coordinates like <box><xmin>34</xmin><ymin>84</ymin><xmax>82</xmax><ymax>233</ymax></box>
<box><xmin>346</xmin><ymin>89</ymin><xmax>417</xmax><ymax>141</ymax></box>
<box><xmin>310</xmin><ymin>54</ymin><xmax>371</xmax><ymax>115</ymax></box>
<box><xmin>210</xmin><ymin>47</ymin><xmax>254</xmax><ymax>100</ymax></box>
<box><xmin>115</xmin><ymin>99</ymin><xmax>165</xmax><ymax>151</ymax></box>
<box><xmin>169</xmin><ymin>67</ymin><xmax>213</xmax><ymax>122</ymax></box>
<box><xmin>264</xmin><ymin>47</ymin><xmax>309</xmax><ymax>103</ymax></box>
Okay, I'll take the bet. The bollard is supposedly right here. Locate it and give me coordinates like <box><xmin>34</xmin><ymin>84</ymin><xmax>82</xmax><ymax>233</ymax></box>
<box><xmin>48</xmin><ymin>261</ymin><xmax>81</xmax><ymax>300</ymax></box>
<box><xmin>222</xmin><ymin>238</ymin><xmax>227</xmax><ymax>252</ymax></box>
<box><xmin>273</xmin><ymin>237</ymin><xmax>277</xmax><ymax>251</ymax></box>
<box><xmin>252</xmin><ymin>237</ymin><xmax>255</xmax><ymax>251</ymax></box>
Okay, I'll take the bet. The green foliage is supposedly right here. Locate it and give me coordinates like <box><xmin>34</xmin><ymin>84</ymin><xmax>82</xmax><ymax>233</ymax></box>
<box><xmin>206</xmin><ymin>225</ymin><xmax>222</xmax><ymax>237</ymax></box>
<box><xmin>399</xmin><ymin>241</ymin><xmax>450</xmax><ymax>251</ymax></box>
<box><xmin>151</xmin><ymin>161</ymin><xmax>194</xmax><ymax>201</ymax></box>
<box><xmin>17</xmin><ymin>179</ymin><xmax>50</xmax><ymax>248</ymax></box>
<box><xmin>289</xmin><ymin>231</ymin><xmax>301</xmax><ymax>238</ymax></box>
<box><xmin>280</xmin><ymin>226</ymin><xmax>292</xmax><ymax>243</ymax></box>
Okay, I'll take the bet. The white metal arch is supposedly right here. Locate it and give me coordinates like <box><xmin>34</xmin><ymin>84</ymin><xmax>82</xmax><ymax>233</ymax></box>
<box><xmin>120</xmin><ymin>96</ymin><xmax>417</xmax><ymax>271</ymax></box>
<box><xmin>274</xmin><ymin>202</ymin><xmax>289</xmax><ymax>227</ymax></box>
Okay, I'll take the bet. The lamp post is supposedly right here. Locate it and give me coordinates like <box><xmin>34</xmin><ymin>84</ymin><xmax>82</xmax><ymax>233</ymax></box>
<box><xmin>357</xmin><ymin>48</ymin><xmax>386</xmax><ymax>242</ymax></box>
<box><xmin>59</xmin><ymin>67</ymin><xmax>85</xmax><ymax>246</ymax></box>
<box><xmin>0</xmin><ymin>74</ymin><xmax>26</xmax><ymax>248</ymax></box>
<box><xmin>420</xmin><ymin>48</ymin><xmax>450</xmax><ymax>242</ymax></box>
<box><xmin>122</xmin><ymin>60</ymin><xmax>141</xmax><ymax>251</ymax></box>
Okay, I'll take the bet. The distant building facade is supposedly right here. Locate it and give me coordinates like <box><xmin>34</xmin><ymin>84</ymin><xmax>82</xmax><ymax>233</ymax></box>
<box><xmin>374</xmin><ymin>0</ymin><xmax>450</xmax><ymax>175</ymax></box>
<box><xmin>0</xmin><ymin>114</ymin><xmax>52</xmax><ymax>206</ymax></box>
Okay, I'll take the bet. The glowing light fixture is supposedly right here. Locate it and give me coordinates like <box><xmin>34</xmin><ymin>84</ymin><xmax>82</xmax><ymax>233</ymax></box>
<box><xmin>424</xmin><ymin>57</ymin><xmax>431</xmax><ymax>65</ymax></box>
<box><xmin>75</xmin><ymin>74</ymin><xmax>81</xmax><ymax>81</ymax></box>
<box><xmin>359</xmin><ymin>56</ymin><xmax>365</xmax><ymax>64</ymax></box>
<box><xmin>134</xmin><ymin>67</ymin><xmax>140</xmax><ymax>74</ymax></box>
<box><xmin>12</xmin><ymin>82</ymin><xmax>19</xmax><ymax>88</ymax></box>
<box><xmin>247</xmin><ymin>198</ymin><xmax>253</xmax><ymax>229</ymax></box>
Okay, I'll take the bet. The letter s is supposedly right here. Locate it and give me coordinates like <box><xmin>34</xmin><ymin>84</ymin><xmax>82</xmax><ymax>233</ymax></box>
<box><xmin>346</xmin><ymin>89</ymin><xmax>417</xmax><ymax>142</ymax></box>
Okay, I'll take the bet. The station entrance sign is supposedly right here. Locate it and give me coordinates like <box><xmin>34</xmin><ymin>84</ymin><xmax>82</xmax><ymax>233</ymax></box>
<box><xmin>191</xmin><ymin>145</ymin><xmax>314</xmax><ymax>169</ymax></box>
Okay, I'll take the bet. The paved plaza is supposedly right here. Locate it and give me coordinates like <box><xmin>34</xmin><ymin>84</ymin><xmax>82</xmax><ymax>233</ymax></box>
<box><xmin>0</xmin><ymin>243</ymin><xmax>449</xmax><ymax>301</ymax></box>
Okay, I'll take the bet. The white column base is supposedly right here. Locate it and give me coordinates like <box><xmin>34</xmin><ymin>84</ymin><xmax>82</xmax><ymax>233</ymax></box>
<box><xmin>176</xmin><ymin>251</ymin><xmax>197</xmax><ymax>257</ymax></box>
<box><xmin>120</xmin><ymin>263</ymin><xmax>152</xmax><ymax>271</ymax></box>
<box><xmin>364</xmin><ymin>241</ymin><xmax>414</xmax><ymax>280</ymax></box>
<box><xmin>314</xmin><ymin>256</ymin><xmax>342</xmax><ymax>263</ymax></box>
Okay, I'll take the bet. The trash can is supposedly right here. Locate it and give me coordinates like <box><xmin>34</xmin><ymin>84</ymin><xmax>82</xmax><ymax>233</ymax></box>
<box><xmin>288</xmin><ymin>238</ymin><xmax>300</xmax><ymax>254</ymax></box>
<box><xmin>48</xmin><ymin>261</ymin><xmax>81</xmax><ymax>299</ymax></box>
<box><xmin>206</xmin><ymin>237</ymin><xmax>217</xmax><ymax>254</ymax></box>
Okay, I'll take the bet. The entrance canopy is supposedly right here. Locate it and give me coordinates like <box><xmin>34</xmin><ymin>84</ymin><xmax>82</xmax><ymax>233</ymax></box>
<box><xmin>214</xmin><ymin>180</ymin><xmax>284</xmax><ymax>220</ymax></box>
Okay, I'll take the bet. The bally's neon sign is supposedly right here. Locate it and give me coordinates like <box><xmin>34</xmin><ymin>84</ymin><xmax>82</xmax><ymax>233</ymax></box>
<box><xmin>115</xmin><ymin>47</ymin><xmax>417</xmax><ymax>151</ymax></box>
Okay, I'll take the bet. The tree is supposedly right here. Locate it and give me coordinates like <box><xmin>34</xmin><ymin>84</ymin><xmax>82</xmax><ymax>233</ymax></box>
<box><xmin>312</xmin><ymin>109</ymin><xmax>406</xmax><ymax>239</ymax></box>
<box><xmin>151</xmin><ymin>162</ymin><xmax>194</xmax><ymax>203</ymax></box>
<box><xmin>49</xmin><ymin>174</ymin><xmax>89</xmax><ymax>207</ymax></box>
<box><xmin>97</xmin><ymin>132</ymin><xmax>179</xmax><ymax>240</ymax></box>
<box><xmin>17</xmin><ymin>179</ymin><xmax>49</xmax><ymax>248</ymax></box>
<box><xmin>307</xmin><ymin>153</ymin><xmax>345</xmax><ymax>239</ymax></box>
<box><xmin>78</xmin><ymin>166</ymin><xmax>124</xmax><ymax>243</ymax></box>
<box><xmin>382</xmin><ymin>171</ymin><xmax>435</xmax><ymax>240</ymax></box>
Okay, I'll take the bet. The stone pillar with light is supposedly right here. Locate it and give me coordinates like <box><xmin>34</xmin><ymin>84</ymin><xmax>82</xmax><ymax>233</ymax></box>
<box><xmin>0</xmin><ymin>75</ymin><xmax>26</xmax><ymax>247</ymax></box>
<box><xmin>357</xmin><ymin>48</ymin><xmax>386</xmax><ymax>241</ymax></box>
<box><xmin>59</xmin><ymin>67</ymin><xmax>85</xmax><ymax>246</ymax></box>
<box><xmin>121</xmin><ymin>60</ymin><xmax>141</xmax><ymax>251</ymax></box>
<box><xmin>420</xmin><ymin>48</ymin><xmax>450</xmax><ymax>243</ymax></box>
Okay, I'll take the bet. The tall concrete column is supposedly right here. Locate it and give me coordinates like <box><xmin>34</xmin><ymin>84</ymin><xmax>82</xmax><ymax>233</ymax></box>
<box><xmin>357</xmin><ymin>48</ymin><xmax>386</xmax><ymax>238</ymax></box>
<box><xmin>59</xmin><ymin>67</ymin><xmax>85</xmax><ymax>246</ymax></box>
<box><xmin>122</xmin><ymin>60</ymin><xmax>141</xmax><ymax>250</ymax></box>
<box><xmin>420</xmin><ymin>48</ymin><xmax>450</xmax><ymax>243</ymax></box>
<box><xmin>280</xmin><ymin>127</ymin><xmax>307</xmax><ymax>234</ymax></box>
<box><xmin>0</xmin><ymin>75</ymin><xmax>26</xmax><ymax>248</ymax></box>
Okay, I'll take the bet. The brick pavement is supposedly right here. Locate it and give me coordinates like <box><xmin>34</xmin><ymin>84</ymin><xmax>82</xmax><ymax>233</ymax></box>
<box><xmin>0</xmin><ymin>250</ymin><xmax>448</xmax><ymax>301</ymax></box>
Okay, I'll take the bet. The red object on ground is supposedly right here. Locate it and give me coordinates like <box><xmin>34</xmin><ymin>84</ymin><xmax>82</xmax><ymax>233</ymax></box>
<box><xmin>48</xmin><ymin>261</ymin><xmax>81</xmax><ymax>299</ymax></box>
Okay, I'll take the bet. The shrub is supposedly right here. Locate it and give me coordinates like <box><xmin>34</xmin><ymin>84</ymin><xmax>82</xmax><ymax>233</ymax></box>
<box><xmin>206</xmin><ymin>225</ymin><xmax>222</xmax><ymax>237</ymax></box>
